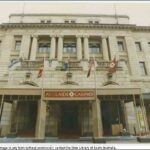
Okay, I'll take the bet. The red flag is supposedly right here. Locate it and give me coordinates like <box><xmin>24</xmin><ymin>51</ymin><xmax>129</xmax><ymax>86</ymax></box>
<box><xmin>87</xmin><ymin>59</ymin><xmax>95</xmax><ymax>77</ymax></box>
<box><xmin>37</xmin><ymin>65</ymin><xmax>44</xmax><ymax>78</ymax></box>
<box><xmin>108</xmin><ymin>56</ymin><xmax>117</xmax><ymax>74</ymax></box>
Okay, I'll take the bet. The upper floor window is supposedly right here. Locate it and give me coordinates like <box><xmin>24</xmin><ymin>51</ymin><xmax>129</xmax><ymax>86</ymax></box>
<box><xmin>89</xmin><ymin>43</ymin><xmax>101</xmax><ymax>54</ymax></box>
<box><xmin>135</xmin><ymin>42</ymin><xmax>142</xmax><ymax>51</ymax></box>
<box><xmin>63</xmin><ymin>43</ymin><xmax>76</xmax><ymax>53</ymax></box>
<box><xmin>15</xmin><ymin>41</ymin><xmax>21</xmax><ymax>51</ymax></box>
<box><xmin>148</xmin><ymin>42</ymin><xmax>150</xmax><ymax>49</ymax></box>
<box><xmin>64</xmin><ymin>20</ymin><xmax>69</xmax><ymax>23</ymax></box>
<box><xmin>41</xmin><ymin>20</ymin><xmax>45</xmax><ymax>23</ymax></box>
<box><xmin>88</xmin><ymin>20</ymin><xmax>99</xmax><ymax>24</ymax></box>
<box><xmin>38</xmin><ymin>43</ymin><xmax>50</xmax><ymax>53</ymax></box>
<box><xmin>95</xmin><ymin>21</ymin><xmax>99</xmax><ymax>24</ymax></box>
<box><xmin>0</xmin><ymin>41</ymin><xmax>1</xmax><ymax>55</ymax></box>
<box><xmin>139</xmin><ymin>62</ymin><xmax>147</xmax><ymax>76</ymax></box>
<box><xmin>71</xmin><ymin>20</ymin><xmax>76</xmax><ymax>23</ymax></box>
<box><xmin>47</xmin><ymin>20</ymin><xmax>51</xmax><ymax>23</ymax></box>
<box><xmin>118</xmin><ymin>41</ymin><xmax>125</xmax><ymax>51</ymax></box>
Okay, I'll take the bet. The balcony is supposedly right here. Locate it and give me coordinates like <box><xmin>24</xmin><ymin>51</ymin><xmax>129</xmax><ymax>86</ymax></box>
<box><xmin>17</xmin><ymin>60</ymin><xmax>43</xmax><ymax>70</ymax></box>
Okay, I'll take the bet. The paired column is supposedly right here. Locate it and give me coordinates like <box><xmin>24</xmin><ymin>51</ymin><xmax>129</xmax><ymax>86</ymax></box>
<box><xmin>57</xmin><ymin>35</ymin><xmax>63</xmax><ymax>61</ymax></box>
<box><xmin>30</xmin><ymin>35</ymin><xmax>38</xmax><ymax>61</ymax></box>
<box><xmin>141</xmin><ymin>38</ymin><xmax>150</xmax><ymax>75</ymax></box>
<box><xmin>108</xmin><ymin>36</ymin><xmax>118</xmax><ymax>60</ymax></box>
<box><xmin>125</xmin><ymin>36</ymin><xmax>140</xmax><ymax>76</ymax></box>
<box><xmin>50</xmin><ymin>35</ymin><xmax>56</xmax><ymax>60</ymax></box>
<box><xmin>102</xmin><ymin>36</ymin><xmax>109</xmax><ymax>61</ymax></box>
<box><xmin>35</xmin><ymin>99</ymin><xmax>46</xmax><ymax>139</ymax></box>
<box><xmin>0</xmin><ymin>34</ymin><xmax>14</xmax><ymax>62</ymax></box>
<box><xmin>76</xmin><ymin>35</ymin><xmax>82</xmax><ymax>61</ymax></box>
<box><xmin>83</xmin><ymin>36</ymin><xmax>89</xmax><ymax>60</ymax></box>
<box><xmin>19</xmin><ymin>35</ymin><xmax>31</xmax><ymax>59</ymax></box>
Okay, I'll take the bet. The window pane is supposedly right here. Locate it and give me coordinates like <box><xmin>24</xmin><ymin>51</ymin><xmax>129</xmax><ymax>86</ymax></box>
<box><xmin>15</xmin><ymin>41</ymin><xmax>21</xmax><ymax>51</ymax></box>
<box><xmin>118</xmin><ymin>41</ymin><xmax>124</xmax><ymax>51</ymax></box>
<box><xmin>89</xmin><ymin>43</ymin><xmax>101</xmax><ymax>54</ymax></box>
<box><xmin>135</xmin><ymin>42</ymin><xmax>142</xmax><ymax>51</ymax></box>
<box><xmin>139</xmin><ymin>62</ymin><xmax>147</xmax><ymax>75</ymax></box>
<box><xmin>38</xmin><ymin>43</ymin><xmax>50</xmax><ymax>53</ymax></box>
<box><xmin>148</xmin><ymin>42</ymin><xmax>150</xmax><ymax>49</ymax></box>
<box><xmin>63</xmin><ymin>43</ymin><xmax>76</xmax><ymax>53</ymax></box>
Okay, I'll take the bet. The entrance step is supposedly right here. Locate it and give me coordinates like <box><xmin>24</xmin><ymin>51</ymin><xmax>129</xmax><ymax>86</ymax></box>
<box><xmin>137</xmin><ymin>137</ymin><xmax>150</xmax><ymax>143</ymax></box>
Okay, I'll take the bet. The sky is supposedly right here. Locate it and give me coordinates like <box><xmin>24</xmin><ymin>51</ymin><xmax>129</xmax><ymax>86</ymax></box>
<box><xmin>0</xmin><ymin>1</ymin><xmax>150</xmax><ymax>26</ymax></box>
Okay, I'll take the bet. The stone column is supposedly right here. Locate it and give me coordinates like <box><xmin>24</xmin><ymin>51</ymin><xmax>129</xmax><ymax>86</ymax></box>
<box><xmin>101</xmin><ymin>36</ymin><xmax>109</xmax><ymax>61</ymax></box>
<box><xmin>92</xmin><ymin>99</ymin><xmax>103</xmax><ymax>137</ymax></box>
<box><xmin>141</xmin><ymin>38</ymin><xmax>150</xmax><ymax>75</ymax></box>
<box><xmin>35</xmin><ymin>99</ymin><xmax>46</xmax><ymax>139</ymax></box>
<box><xmin>0</xmin><ymin>34</ymin><xmax>14</xmax><ymax>74</ymax></box>
<box><xmin>108</xmin><ymin>36</ymin><xmax>118</xmax><ymax>60</ymax></box>
<box><xmin>50</xmin><ymin>35</ymin><xmax>56</xmax><ymax>60</ymax></box>
<box><xmin>83</xmin><ymin>36</ymin><xmax>89</xmax><ymax>60</ymax></box>
<box><xmin>57</xmin><ymin>35</ymin><xmax>63</xmax><ymax>61</ymax></box>
<box><xmin>30</xmin><ymin>35</ymin><xmax>38</xmax><ymax>61</ymax></box>
<box><xmin>125</xmin><ymin>36</ymin><xmax>140</xmax><ymax>76</ymax></box>
<box><xmin>76</xmin><ymin>35</ymin><xmax>82</xmax><ymax>61</ymax></box>
<box><xmin>19</xmin><ymin>35</ymin><xmax>31</xmax><ymax>59</ymax></box>
<box><xmin>0</xmin><ymin>34</ymin><xmax>14</xmax><ymax>62</ymax></box>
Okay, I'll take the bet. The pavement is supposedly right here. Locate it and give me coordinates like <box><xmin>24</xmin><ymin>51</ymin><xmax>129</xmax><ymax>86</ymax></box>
<box><xmin>0</xmin><ymin>136</ymin><xmax>142</xmax><ymax>143</ymax></box>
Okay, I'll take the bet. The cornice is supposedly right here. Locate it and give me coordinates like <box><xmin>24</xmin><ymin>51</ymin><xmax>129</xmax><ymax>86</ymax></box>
<box><xmin>9</xmin><ymin>13</ymin><xmax>129</xmax><ymax>19</ymax></box>
<box><xmin>0</xmin><ymin>23</ymin><xmax>135</xmax><ymax>29</ymax></box>
<box><xmin>0</xmin><ymin>23</ymin><xmax>150</xmax><ymax>32</ymax></box>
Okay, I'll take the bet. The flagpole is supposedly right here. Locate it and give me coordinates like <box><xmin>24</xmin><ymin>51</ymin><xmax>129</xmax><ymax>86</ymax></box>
<box><xmin>41</xmin><ymin>55</ymin><xmax>45</xmax><ymax>101</ymax></box>
<box><xmin>35</xmin><ymin>55</ymin><xmax>45</xmax><ymax>138</ymax></box>
<box><xmin>92</xmin><ymin>55</ymin><xmax>102</xmax><ymax>137</ymax></box>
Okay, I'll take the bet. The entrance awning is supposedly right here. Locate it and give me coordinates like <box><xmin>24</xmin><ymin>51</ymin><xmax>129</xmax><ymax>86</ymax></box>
<box><xmin>0</xmin><ymin>87</ymin><xmax>41</xmax><ymax>95</ymax></box>
<box><xmin>97</xmin><ymin>85</ymin><xmax>141</xmax><ymax>95</ymax></box>
<box><xmin>0</xmin><ymin>85</ymin><xmax>141</xmax><ymax>97</ymax></box>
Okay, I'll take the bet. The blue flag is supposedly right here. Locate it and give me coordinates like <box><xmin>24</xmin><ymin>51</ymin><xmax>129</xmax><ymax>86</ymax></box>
<box><xmin>64</xmin><ymin>60</ymin><xmax>69</xmax><ymax>71</ymax></box>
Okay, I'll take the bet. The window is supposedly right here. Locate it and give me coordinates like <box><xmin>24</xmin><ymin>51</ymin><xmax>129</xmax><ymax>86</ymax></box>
<box><xmin>139</xmin><ymin>62</ymin><xmax>147</xmax><ymax>75</ymax></box>
<box><xmin>118</xmin><ymin>41</ymin><xmax>125</xmax><ymax>51</ymax></box>
<box><xmin>135</xmin><ymin>42</ymin><xmax>142</xmax><ymax>51</ymax></box>
<box><xmin>41</xmin><ymin>20</ymin><xmax>45</xmax><ymax>23</ymax></box>
<box><xmin>38</xmin><ymin>43</ymin><xmax>50</xmax><ymax>53</ymax></box>
<box><xmin>148</xmin><ymin>42</ymin><xmax>150</xmax><ymax>49</ymax></box>
<box><xmin>89</xmin><ymin>43</ymin><xmax>101</xmax><ymax>54</ymax></box>
<box><xmin>71</xmin><ymin>20</ymin><xmax>76</xmax><ymax>23</ymax></box>
<box><xmin>47</xmin><ymin>20</ymin><xmax>51</xmax><ymax>23</ymax></box>
<box><xmin>63</xmin><ymin>43</ymin><xmax>76</xmax><ymax>53</ymax></box>
<box><xmin>15</xmin><ymin>41</ymin><xmax>21</xmax><ymax>51</ymax></box>
<box><xmin>95</xmin><ymin>21</ymin><xmax>99</xmax><ymax>24</ymax></box>
<box><xmin>64</xmin><ymin>20</ymin><xmax>69</xmax><ymax>23</ymax></box>
<box><xmin>89</xmin><ymin>20</ymin><xmax>93</xmax><ymax>24</ymax></box>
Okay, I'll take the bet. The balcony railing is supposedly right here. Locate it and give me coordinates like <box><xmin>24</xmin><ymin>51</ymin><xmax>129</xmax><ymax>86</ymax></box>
<box><xmin>16</xmin><ymin>60</ymin><xmax>122</xmax><ymax>71</ymax></box>
<box><xmin>18</xmin><ymin>60</ymin><xmax>43</xmax><ymax>70</ymax></box>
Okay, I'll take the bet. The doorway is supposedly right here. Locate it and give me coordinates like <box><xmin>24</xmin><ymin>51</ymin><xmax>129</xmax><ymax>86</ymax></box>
<box><xmin>59</xmin><ymin>102</ymin><xmax>80</xmax><ymax>138</ymax></box>
<box><xmin>101</xmin><ymin>100</ymin><xmax>124</xmax><ymax>136</ymax></box>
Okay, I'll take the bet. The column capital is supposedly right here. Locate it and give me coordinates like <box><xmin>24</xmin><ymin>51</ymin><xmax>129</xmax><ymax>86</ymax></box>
<box><xmin>50</xmin><ymin>35</ymin><xmax>56</xmax><ymax>38</ymax></box>
<box><xmin>101</xmin><ymin>35</ymin><xmax>108</xmax><ymax>39</ymax></box>
<box><xmin>32</xmin><ymin>35</ymin><xmax>38</xmax><ymax>39</ymax></box>
<box><xmin>83</xmin><ymin>35</ymin><xmax>89</xmax><ymax>38</ymax></box>
<box><xmin>57</xmin><ymin>35</ymin><xmax>64</xmax><ymax>38</ymax></box>
<box><xmin>76</xmin><ymin>35</ymin><xmax>82</xmax><ymax>38</ymax></box>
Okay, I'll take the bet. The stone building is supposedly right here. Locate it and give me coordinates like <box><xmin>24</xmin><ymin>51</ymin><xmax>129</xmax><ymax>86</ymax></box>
<box><xmin>0</xmin><ymin>13</ymin><xmax>150</xmax><ymax>139</ymax></box>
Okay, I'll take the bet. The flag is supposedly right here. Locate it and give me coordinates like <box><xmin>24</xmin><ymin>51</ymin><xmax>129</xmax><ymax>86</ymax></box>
<box><xmin>108</xmin><ymin>56</ymin><xmax>117</xmax><ymax>74</ymax></box>
<box><xmin>87</xmin><ymin>58</ymin><xmax>95</xmax><ymax>78</ymax></box>
<box><xmin>37</xmin><ymin>65</ymin><xmax>44</xmax><ymax>78</ymax></box>
<box><xmin>8</xmin><ymin>58</ymin><xmax>22</xmax><ymax>69</ymax></box>
<box><xmin>64</xmin><ymin>60</ymin><xmax>69</xmax><ymax>71</ymax></box>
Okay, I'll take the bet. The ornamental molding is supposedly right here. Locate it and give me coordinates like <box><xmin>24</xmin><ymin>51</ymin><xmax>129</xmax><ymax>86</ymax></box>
<box><xmin>0</xmin><ymin>23</ymin><xmax>150</xmax><ymax>32</ymax></box>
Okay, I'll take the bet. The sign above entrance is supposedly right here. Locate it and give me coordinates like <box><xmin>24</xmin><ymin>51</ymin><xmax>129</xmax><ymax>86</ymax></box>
<box><xmin>44</xmin><ymin>90</ymin><xmax>95</xmax><ymax>100</ymax></box>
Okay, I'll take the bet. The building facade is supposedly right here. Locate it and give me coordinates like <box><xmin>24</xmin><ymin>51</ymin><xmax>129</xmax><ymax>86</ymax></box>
<box><xmin>0</xmin><ymin>13</ymin><xmax>150</xmax><ymax>139</ymax></box>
